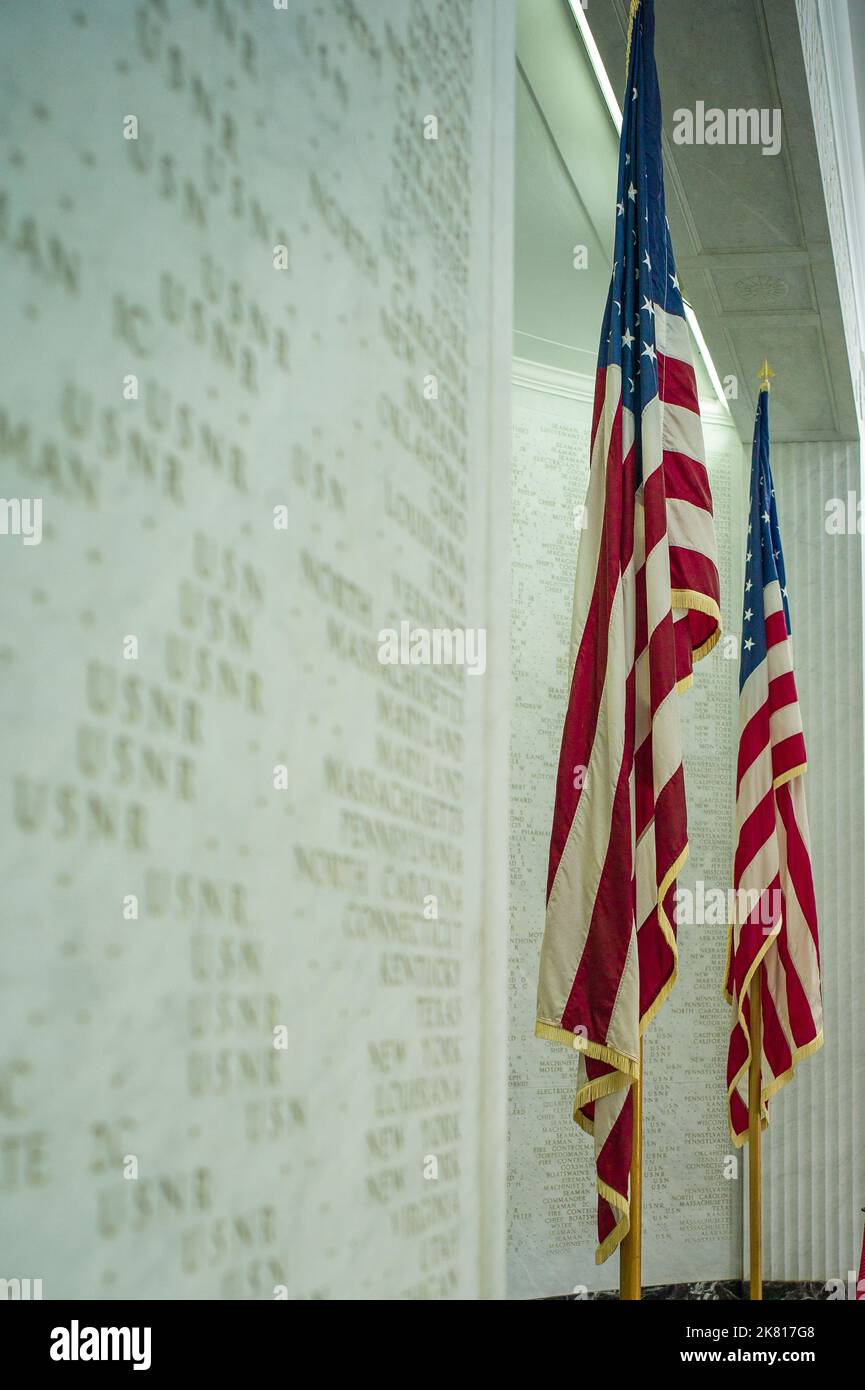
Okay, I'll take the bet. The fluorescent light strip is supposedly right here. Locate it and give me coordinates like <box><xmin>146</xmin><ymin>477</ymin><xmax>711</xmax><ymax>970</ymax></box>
<box><xmin>683</xmin><ymin>300</ymin><xmax>729</xmax><ymax>413</ymax></box>
<box><xmin>569</xmin><ymin>0</ymin><xmax>622</xmax><ymax>128</ymax></box>
<box><xmin>566</xmin><ymin>0</ymin><xmax>731</xmax><ymax>415</ymax></box>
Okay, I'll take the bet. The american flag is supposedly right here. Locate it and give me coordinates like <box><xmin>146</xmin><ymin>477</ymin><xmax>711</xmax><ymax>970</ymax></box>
<box><xmin>724</xmin><ymin>385</ymin><xmax>823</xmax><ymax>1143</ymax></box>
<box><xmin>534</xmin><ymin>0</ymin><xmax>721</xmax><ymax>1264</ymax></box>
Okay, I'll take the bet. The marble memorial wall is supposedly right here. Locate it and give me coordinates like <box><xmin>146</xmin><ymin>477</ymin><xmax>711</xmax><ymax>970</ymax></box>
<box><xmin>0</xmin><ymin>0</ymin><xmax>513</xmax><ymax>1299</ymax></box>
<box><xmin>762</xmin><ymin>440</ymin><xmax>865</xmax><ymax>1285</ymax></box>
<box><xmin>508</xmin><ymin>368</ymin><xmax>748</xmax><ymax>1298</ymax></box>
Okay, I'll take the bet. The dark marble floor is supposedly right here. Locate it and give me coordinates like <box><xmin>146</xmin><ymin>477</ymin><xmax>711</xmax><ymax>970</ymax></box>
<box><xmin>549</xmin><ymin>1280</ymin><xmax>831</xmax><ymax>1300</ymax></box>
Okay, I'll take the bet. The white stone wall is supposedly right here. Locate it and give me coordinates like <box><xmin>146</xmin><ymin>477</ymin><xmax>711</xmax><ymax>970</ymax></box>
<box><xmin>0</xmin><ymin>0</ymin><xmax>514</xmax><ymax>1300</ymax></box>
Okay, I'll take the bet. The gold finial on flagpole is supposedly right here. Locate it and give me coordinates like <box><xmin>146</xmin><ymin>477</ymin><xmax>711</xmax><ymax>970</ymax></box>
<box><xmin>758</xmin><ymin>359</ymin><xmax>774</xmax><ymax>393</ymax></box>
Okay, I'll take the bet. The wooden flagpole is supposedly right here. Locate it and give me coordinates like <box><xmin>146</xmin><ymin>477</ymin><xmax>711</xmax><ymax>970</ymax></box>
<box><xmin>748</xmin><ymin>359</ymin><xmax>773</xmax><ymax>1302</ymax></box>
<box><xmin>620</xmin><ymin>1038</ymin><xmax>643</xmax><ymax>1299</ymax></box>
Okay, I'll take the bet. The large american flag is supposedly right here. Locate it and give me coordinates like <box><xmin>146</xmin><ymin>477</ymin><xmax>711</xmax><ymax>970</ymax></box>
<box><xmin>724</xmin><ymin>385</ymin><xmax>822</xmax><ymax>1143</ymax></box>
<box><xmin>535</xmin><ymin>0</ymin><xmax>721</xmax><ymax>1264</ymax></box>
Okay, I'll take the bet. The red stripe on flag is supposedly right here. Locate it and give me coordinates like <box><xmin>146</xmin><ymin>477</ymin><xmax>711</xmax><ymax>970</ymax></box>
<box><xmin>546</xmin><ymin>390</ymin><xmax>630</xmax><ymax>899</ymax></box>
<box><xmin>737</xmin><ymin>702</ymin><xmax>770</xmax><ymax>795</ymax></box>
<box><xmin>771</xmin><ymin>732</ymin><xmax>807</xmax><ymax>784</ymax></box>
<box><xmin>561</xmin><ymin>667</ymin><xmax>637</xmax><ymax>1038</ymax></box>
<box><xmin>669</xmin><ymin>544</ymin><xmax>719</xmax><ymax>603</ymax></box>
<box><xmin>768</xmin><ymin>670</ymin><xmax>798</xmax><ymax>715</ymax></box>
<box><xmin>663</xmin><ymin>450</ymin><xmax>713</xmax><ymax>512</ymax></box>
<box><xmin>776</xmin><ymin>782</ymin><xmax>820</xmax><ymax>952</ymax></box>
<box><xmin>774</xmin><ymin>895</ymin><xmax>820</xmax><ymax>1052</ymax></box>
<box><xmin>760</xmin><ymin>970</ymin><xmax>793</xmax><ymax>1082</ymax></box>
<box><xmin>657</xmin><ymin>351</ymin><xmax>699</xmax><ymax>414</ymax></box>
<box><xmin>734</xmin><ymin>788</ymin><xmax>775</xmax><ymax>884</ymax></box>
<box><xmin>765</xmin><ymin>609</ymin><xmax>789</xmax><ymax>649</ymax></box>
<box><xmin>596</xmin><ymin>1084</ymin><xmax>633</xmax><ymax>1235</ymax></box>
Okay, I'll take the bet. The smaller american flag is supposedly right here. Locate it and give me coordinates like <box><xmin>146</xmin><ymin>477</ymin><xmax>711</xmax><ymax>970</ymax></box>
<box><xmin>724</xmin><ymin>379</ymin><xmax>823</xmax><ymax>1143</ymax></box>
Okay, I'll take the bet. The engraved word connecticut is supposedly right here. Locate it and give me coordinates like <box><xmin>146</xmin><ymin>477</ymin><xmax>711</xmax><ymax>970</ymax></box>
<box><xmin>377</xmin><ymin>621</ymin><xmax>487</xmax><ymax>676</ymax></box>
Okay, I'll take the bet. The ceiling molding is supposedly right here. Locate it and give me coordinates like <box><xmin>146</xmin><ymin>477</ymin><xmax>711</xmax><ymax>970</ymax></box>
<box><xmin>511</xmin><ymin>354</ymin><xmax>733</xmax><ymax>425</ymax></box>
<box><xmin>579</xmin><ymin>0</ymin><xmax>860</xmax><ymax>444</ymax></box>
<box><xmin>512</xmin><ymin>355</ymin><xmax>595</xmax><ymax>402</ymax></box>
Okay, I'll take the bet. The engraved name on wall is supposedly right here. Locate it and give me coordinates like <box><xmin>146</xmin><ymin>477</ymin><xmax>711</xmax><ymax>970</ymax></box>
<box><xmin>0</xmin><ymin>0</ymin><xmax>505</xmax><ymax>1300</ymax></box>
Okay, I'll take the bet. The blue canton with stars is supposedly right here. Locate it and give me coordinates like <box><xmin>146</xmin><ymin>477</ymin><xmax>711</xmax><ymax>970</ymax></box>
<box><xmin>740</xmin><ymin>387</ymin><xmax>791</xmax><ymax>691</ymax></box>
<box><xmin>597</xmin><ymin>0</ymin><xmax>685</xmax><ymax>485</ymax></box>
